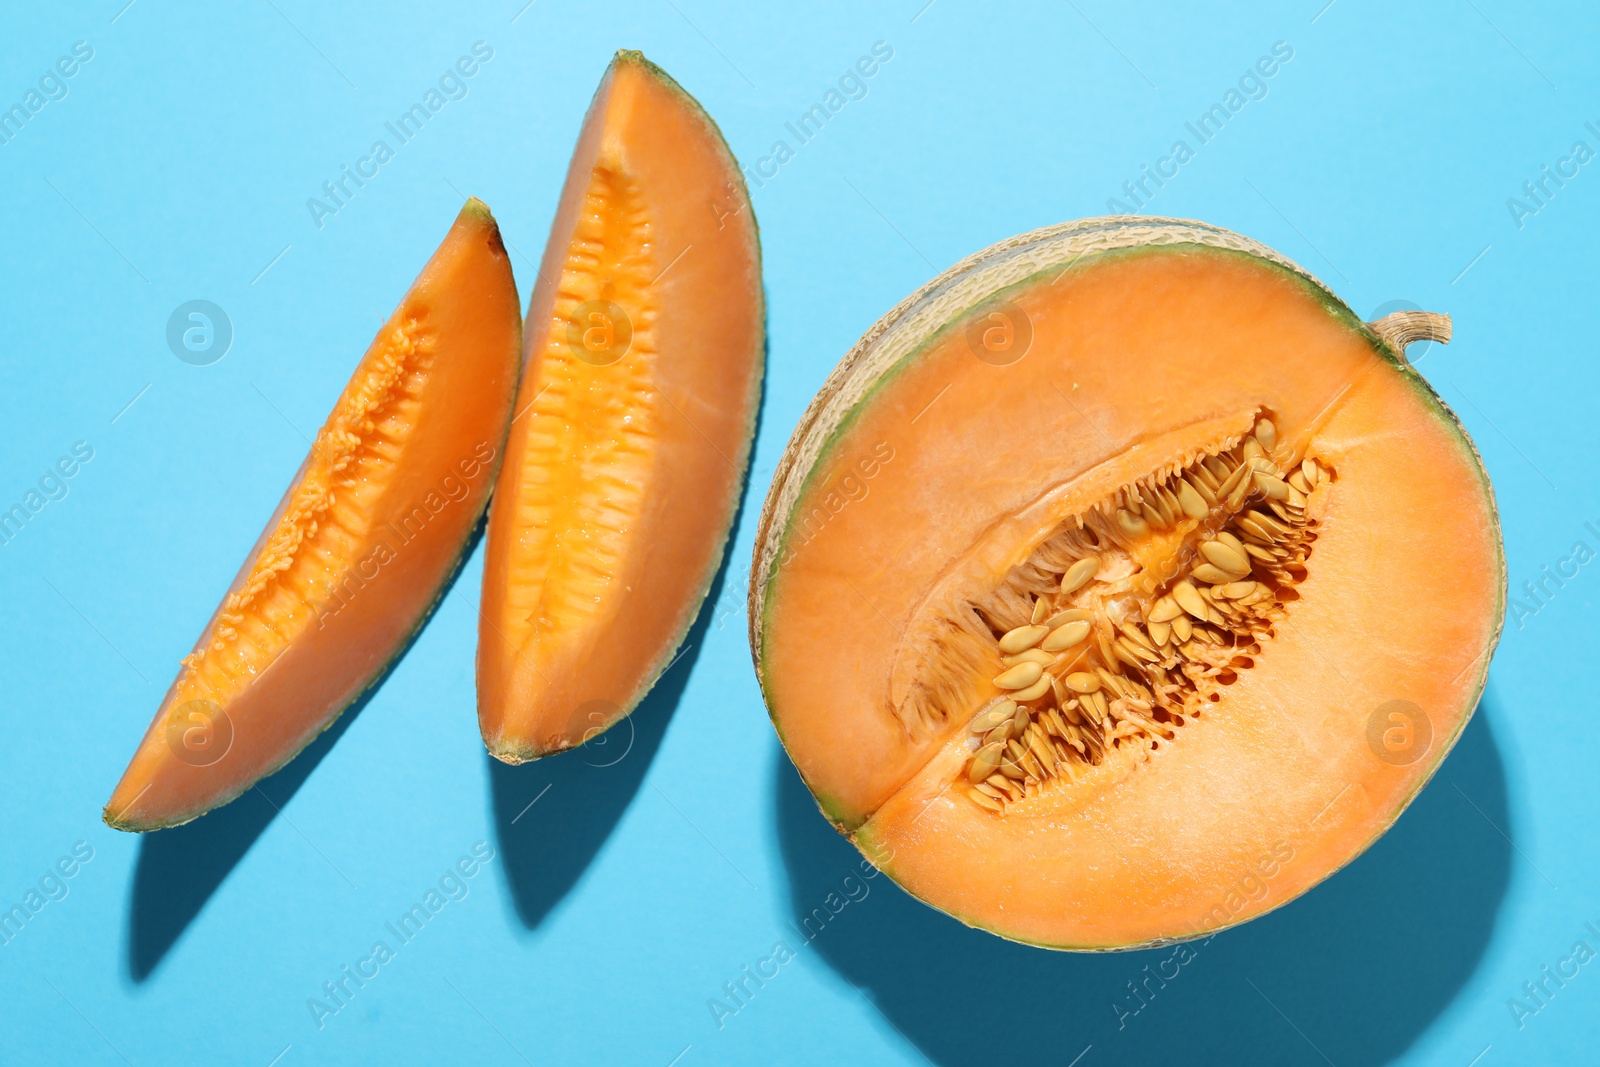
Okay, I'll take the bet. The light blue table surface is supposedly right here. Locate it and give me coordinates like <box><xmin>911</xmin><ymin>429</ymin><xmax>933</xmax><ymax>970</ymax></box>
<box><xmin>1</xmin><ymin>2</ymin><xmax>1596</xmax><ymax>1064</ymax></box>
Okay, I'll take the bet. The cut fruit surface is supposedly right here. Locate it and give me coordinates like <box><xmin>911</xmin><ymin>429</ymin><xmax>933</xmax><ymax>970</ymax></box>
<box><xmin>751</xmin><ymin>218</ymin><xmax>1504</xmax><ymax>949</ymax></box>
<box><xmin>105</xmin><ymin>200</ymin><xmax>521</xmax><ymax>832</ymax></box>
<box><xmin>477</xmin><ymin>52</ymin><xmax>763</xmax><ymax>761</ymax></box>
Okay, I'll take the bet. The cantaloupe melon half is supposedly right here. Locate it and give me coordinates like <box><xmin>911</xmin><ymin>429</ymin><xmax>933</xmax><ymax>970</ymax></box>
<box><xmin>750</xmin><ymin>217</ymin><xmax>1504</xmax><ymax>949</ymax></box>
<box><xmin>477</xmin><ymin>52</ymin><xmax>762</xmax><ymax>761</ymax></box>
<box><xmin>105</xmin><ymin>200</ymin><xmax>521</xmax><ymax>832</ymax></box>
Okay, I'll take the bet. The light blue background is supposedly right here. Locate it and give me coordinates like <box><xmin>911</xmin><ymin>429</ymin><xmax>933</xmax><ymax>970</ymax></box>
<box><xmin>1</xmin><ymin>1</ymin><xmax>1595</xmax><ymax>1064</ymax></box>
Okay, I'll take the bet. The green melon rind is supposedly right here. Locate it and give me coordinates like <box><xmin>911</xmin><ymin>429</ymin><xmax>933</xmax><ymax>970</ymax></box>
<box><xmin>749</xmin><ymin>218</ymin><xmax>1505</xmax><ymax>894</ymax></box>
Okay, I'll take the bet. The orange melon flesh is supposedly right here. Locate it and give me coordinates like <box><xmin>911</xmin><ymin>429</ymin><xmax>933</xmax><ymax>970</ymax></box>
<box><xmin>753</xmin><ymin>223</ymin><xmax>1503</xmax><ymax>948</ymax></box>
<box><xmin>105</xmin><ymin>200</ymin><xmax>521</xmax><ymax>832</ymax></box>
<box><xmin>477</xmin><ymin>52</ymin><xmax>762</xmax><ymax>761</ymax></box>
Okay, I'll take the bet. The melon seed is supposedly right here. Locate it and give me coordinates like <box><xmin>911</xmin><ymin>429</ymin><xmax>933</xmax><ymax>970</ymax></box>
<box><xmin>1043</xmin><ymin>607</ymin><xmax>1092</xmax><ymax>628</ymax></box>
<box><xmin>1065</xmin><ymin>671</ymin><xmax>1101</xmax><ymax>693</ymax></box>
<box><xmin>1060</xmin><ymin>558</ymin><xmax>1100</xmax><ymax>594</ymax></box>
<box><xmin>1200</xmin><ymin>540</ymin><xmax>1251</xmax><ymax>575</ymax></box>
<box><xmin>966</xmin><ymin>788</ymin><xmax>1004</xmax><ymax>812</ymax></box>
<box><xmin>999</xmin><ymin>624</ymin><xmax>1049</xmax><ymax>654</ymax></box>
<box><xmin>1148</xmin><ymin>596</ymin><xmax>1183</xmax><ymax>623</ymax></box>
<box><xmin>1087</xmin><ymin>690</ymin><xmax>1110</xmax><ymax>722</ymax></box>
<box><xmin>1027</xmin><ymin>728</ymin><xmax>1055</xmax><ymax>767</ymax></box>
<box><xmin>1012</xmin><ymin>675</ymin><xmax>1052</xmax><ymax>702</ymax></box>
<box><xmin>1226</xmin><ymin>472</ymin><xmax>1253</xmax><ymax>509</ymax></box>
<box><xmin>1256</xmin><ymin>418</ymin><xmax>1277</xmax><ymax>451</ymax></box>
<box><xmin>969</xmin><ymin>743</ymin><xmax>1003</xmax><ymax>782</ymax></box>
<box><xmin>969</xmin><ymin>699</ymin><xmax>1017</xmax><ymax>734</ymax></box>
<box><xmin>1175</xmin><ymin>479</ymin><xmax>1209</xmax><ymax>518</ymax></box>
<box><xmin>1041</xmin><ymin>619</ymin><xmax>1092</xmax><ymax>652</ymax></box>
<box><xmin>1236</xmin><ymin>513</ymin><xmax>1278</xmax><ymax>542</ymax></box>
<box><xmin>1253</xmin><ymin>471</ymin><xmax>1290</xmax><ymax>500</ymax></box>
<box><xmin>995</xmin><ymin>662</ymin><xmax>1043</xmax><ymax>689</ymax></box>
<box><xmin>1217</xmin><ymin>461</ymin><xmax>1249</xmax><ymax>498</ymax></box>
<box><xmin>1173</xmin><ymin>580</ymin><xmax>1208</xmax><ymax>620</ymax></box>
<box><xmin>1158</xmin><ymin>485</ymin><xmax>1185</xmax><ymax>524</ymax></box>
<box><xmin>1118</xmin><ymin>637</ymin><xmax>1159</xmax><ymax>664</ymax></box>
<box><xmin>1143</xmin><ymin>486</ymin><xmax>1174</xmax><ymax>526</ymax></box>
<box><xmin>1191</xmin><ymin>563</ymin><xmax>1238</xmax><ymax>584</ymax></box>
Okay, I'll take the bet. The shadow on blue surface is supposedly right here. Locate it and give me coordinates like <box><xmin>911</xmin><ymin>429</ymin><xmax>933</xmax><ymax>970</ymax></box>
<box><xmin>124</xmin><ymin>692</ymin><xmax>366</xmax><ymax>983</ymax></box>
<box><xmin>487</xmin><ymin>507</ymin><xmax>748</xmax><ymax>929</ymax></box>
<box><xmin>123</xmin><ymin>511</ymin><xmax>491</xmax><ymax>983</ymax></box>
<box><xmin>776</xmin><ymin>691</ymin><xmax>1512</xmax><ymax>1067</ymax></box>
<box><xmin>485</xmin><ymin>603</ymin><xmax>703</xmax><ymax>930</ymax></box>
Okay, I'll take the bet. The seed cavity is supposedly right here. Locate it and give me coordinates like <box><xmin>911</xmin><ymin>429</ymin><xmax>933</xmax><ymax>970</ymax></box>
<box><xmin>950</xmin><ymin>414</ymin><xmax>1329</xmax><ymax>814</ymax></box>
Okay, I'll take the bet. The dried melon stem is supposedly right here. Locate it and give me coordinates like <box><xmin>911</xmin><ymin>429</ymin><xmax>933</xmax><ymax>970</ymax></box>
<box><xmin>910</xmin><ymin>415</ymin><xmax>1330</xmax><ymax>813</ymax></box>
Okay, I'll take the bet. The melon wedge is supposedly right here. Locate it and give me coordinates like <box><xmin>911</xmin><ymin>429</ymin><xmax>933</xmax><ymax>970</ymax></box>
<box><xmin>105</xmin><ymin>200</ymin><xmax>522</xmax><ymax>832</ymax></box>
<box><xmin>477</xmin><ymin>52</ymin><xmax>763</xmax><ymax>761</ymax></box>
<box><xmin>751</xmin><ymin>218</ymin><xmax>1504</xmax><ymax>948</ymax></box>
